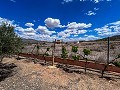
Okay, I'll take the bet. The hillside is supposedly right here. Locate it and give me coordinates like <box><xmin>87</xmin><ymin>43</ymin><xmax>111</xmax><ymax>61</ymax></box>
<box><xmin>96</xmin><ymin>35</ymin><xmax>120</xmax><ymax>41</ymax></box>
<box><xmin>22</xmin><ymin>39</ymin><xmax>48</xmax><ymax>44</ymax></box>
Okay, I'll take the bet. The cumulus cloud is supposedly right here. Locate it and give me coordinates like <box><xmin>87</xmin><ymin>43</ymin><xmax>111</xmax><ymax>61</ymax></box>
<box><xmin>57</xmin><ymin>22</ymin><xmax>91</xmax><ymax>38</ymax></box>
<box><xmin>37</xmin><ymin>25</ymin><xmax>56</xmax><ymax>35</ymax></box>
<box><xmin>44</xmin><ymin>18</ymin><xmax>61</xmax><ymax>28</ymax></box>
<box><xmin>25</xmin><ymin>23</ymin><xmax>34</xmax><ymax>27</ymax></box>
<box><xmin>0</xmin><ymin>17</ymin><xmax>16</xmax><ymax>26</ymax></box>
<box><xmin>67</xmin><ymin>22</ymin><xmax>92</xmax><ymax>29</ymax></box>
<box><xmin>58</xmin><ymin>31</ymin><xmax>70</xmax><ymax>38</ymax></box>
<box><xmin>0</xmin><ymin>17</ymin><xmax>99</xmax><ymax>41</ymax></box>
<box><xmin>94</xmin><ymin>20</ymin><xmax>120</xmax><ymax>36</ymax></box>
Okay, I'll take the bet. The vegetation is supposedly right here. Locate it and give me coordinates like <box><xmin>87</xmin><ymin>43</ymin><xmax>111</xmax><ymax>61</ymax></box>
<box><xmin>71</xmin><ymin>46</ymin><xmax>78</xmax><ymax>53</ymax></box>
<box><xmin>72</xmin><ymin>55</ymin><xmax>80</xmax><ymax>60</ymax></box>
<box><xmin>113</xmin><ymin>61</ymin><xmax>120</xmax><ymax>67</ymax></box>
<box><xmin>61</xmin><ymin>46</ymin><xmax>68</xmax><ymax>59</ymax></box>
<box><xmin>0</xmin><ymin>23</ymin><xmax>23</xmax><ymax>62</ymax></box>
<box><xmin>83</xmin><ymin>49</ymin><xmax>91</xmax><ymax>74</ymax></box>
<box><xmin>83</xmin><ymin>49</ymin><xmax>91</xmax><ymax>56</ymax></box>
<box><xmin>71</xmin><ymin>46</ymin><xmax>79</xmax><ymax>60</ymax></box>
<box><xmin>36</xmin><ymin>44</ymin><xmax>40</xmax><ymax>55</ymax></box>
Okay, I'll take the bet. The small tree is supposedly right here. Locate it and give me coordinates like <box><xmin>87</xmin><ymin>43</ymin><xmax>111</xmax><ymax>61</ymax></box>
<box><xmin>83</xmin><ymin>49</ymin><xmax>91</xmax><ymax>74</ymax></box>
<box><xmin>61</xmin><ymin>46</ymin><xmax>68</xmax><ymax>59</ymax></box>
<box><xmin>71</xmin><ymin>46</ymin><xmax>79</xmax><ymax>60</ymax></box>
<box><xmin>0</xmin><ymin>23</ymin><xmax>23</xmax><ymax>62</ymax></box>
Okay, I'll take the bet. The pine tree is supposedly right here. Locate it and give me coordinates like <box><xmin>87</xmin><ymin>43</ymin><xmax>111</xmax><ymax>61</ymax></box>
<box><xmin>0</xmin><ymin>23</ymin><xmax>23</xmax><ymax>62</ymax></box>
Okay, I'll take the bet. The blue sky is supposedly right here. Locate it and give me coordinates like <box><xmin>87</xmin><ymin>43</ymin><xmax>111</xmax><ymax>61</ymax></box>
<box><xmin>0</xmin><ymin>0</ymin><xmax>120</xmax><ymax>41</ymax></box>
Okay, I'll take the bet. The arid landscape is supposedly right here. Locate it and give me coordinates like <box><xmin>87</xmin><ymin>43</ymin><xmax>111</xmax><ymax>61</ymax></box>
<box><xmin>1</xmin><ymin>0</ymin><xmax>120</xmax><ymax>89</ymax></box>
<box><xmin>0</xmin><ymin>57</ymin><xmax>120</xmax><ymax>90</ymax></box>
<box><xmin>22</xmin><ymin>38</ymin><xmax>120</xmax><ymax>63</ymax></box>
<box><xmin>0</xmin><ymin>34</ymin><xmax>120</xmax><ymax>90</ymax></box>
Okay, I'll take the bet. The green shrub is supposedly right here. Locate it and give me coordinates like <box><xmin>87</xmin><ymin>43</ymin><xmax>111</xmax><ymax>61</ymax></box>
<box><xmin>83</xmin><ymin>49</ymin><xmax>91</xmax><ymax>56</ymax></box>
<box><xmin>44</xmin><ymin>53</ymin><xmax>49</xmax><ymax>56</ymax></box>
<box><xmin>72</xmin><ymin>55</ymin><xmax>80</xmax><ymax>60</ymax></box>
<box><xmin>113</xmin><ymin>62</ymin><xmax>120</xmax><ymax>67</ymax></box>
<box><xmin>71</xmin><ymin>46</ymin><xmax>78</xmax><ymax>53</ymax></box>
<box><xmin>61</xmin><ymin>46</ymin><xmax>68</xmax><ymax>59</ymax></box>
<box><xmin>37</xmin><ymin>45</ymin><xmax>40</xmax><ymax>49</ymax></box>
<box><xmin>47</xmin><ymin>47</ymin><xmax>50</xmax><ymax>51</ymax></box>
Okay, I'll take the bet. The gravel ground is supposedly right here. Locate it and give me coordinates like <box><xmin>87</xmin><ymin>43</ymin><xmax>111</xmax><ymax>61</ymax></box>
<box><xmin>0</xmin><ymin>57</ymin><xmax>120</xmax><ymax>90</ymax></box>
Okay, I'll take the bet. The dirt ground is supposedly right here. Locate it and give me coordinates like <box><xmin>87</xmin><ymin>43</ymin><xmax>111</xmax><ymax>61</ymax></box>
<box><xmin>0</xmin><ymin>57</ymin><xmax>120</xmax><ymax>90</ymax></box>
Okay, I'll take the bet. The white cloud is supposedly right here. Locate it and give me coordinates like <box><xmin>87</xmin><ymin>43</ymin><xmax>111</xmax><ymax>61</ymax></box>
<box><xmin>57</xmin><ymin>22</ymin><xmax>91</xmax><ymax>39</ymax></box>
<box><xmin>67</xmin><ymin>22</ymin><xmax>92</xmax><ymax>29</ymax></box>
<box><xmin>25</xmin><ymin>23</ymin><xmax>34</xmax><ymax>27</ymax></box>
<box><xmin>44</xmin><ymin>18</ymin><xmax>61</xmax><ymax>28</ymax></box>
<box><xmin>94</xmin><ymin>20</ymin><xmax>120</xmax><ymax>37</ymax></box>
<box><xmin>94</xmin><ymin>7</ymin><xmax>99</xmax><ymax>11</ymax></box>
<box><xmin>0</xmin><ymin>17</ymin><xmax>17</xmax><ymax>26</ymax></box>
<box><xmin>74</xmin><ymin>35</ymin><xmax>78</xmax><ymax>37</ymax></box>
<box><xmin>37</xmin><ymin>25</ymin><xmax>56</xmax><ymax>35</ymax></box>
<box><xmin>24</xmin><ymin>28</ymin><xmax>35</xmax><ymax>33</ymax></box>
<box><xmin>58</xmin><ymin>31</ymin><xmax>70</xmax><ymax>38</ymax></box>
<box><xmin>62</xmin><ymin>0</ymin><xmax>112</xmax><ymax>4</ymax></box>
<box><xmin>86</xmin><ymin>11</ymin><xmax>96</xmax><ymax>16</ymax></box>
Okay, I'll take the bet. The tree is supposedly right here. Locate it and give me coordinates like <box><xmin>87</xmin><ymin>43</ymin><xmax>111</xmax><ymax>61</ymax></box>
<box><xmin>83</xmin><ymin>49</ymin><xmax>91</xmax><ymax>74</ymax></box>
<box><xmin>61</xmin><ymin>46</ymin><xmax>68</xmax><ymax>59</ymax></box>
<box><xmin>71</xmin><ymin>46</ymin><xmax>79</xmax><ymax>60</ymax></box>
<box><xmin>0</xmin><ymin>23</ymin><xmax>23</xmax><ymax>62</ymax></box>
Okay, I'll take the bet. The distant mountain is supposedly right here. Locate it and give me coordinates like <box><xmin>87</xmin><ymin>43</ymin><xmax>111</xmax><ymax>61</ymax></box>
<box><xmin>96</xmin><ymin>35</ymin><xmax>120</xmax><ymax>41</ymax></box>
<box><xmin>22</xmin><ymin>39</ymin><xmax>48</xmax><ymax>44</ymax></box>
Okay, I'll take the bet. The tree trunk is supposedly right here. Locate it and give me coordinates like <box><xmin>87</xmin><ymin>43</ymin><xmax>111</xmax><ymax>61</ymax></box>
<box><xmin>85</xmin><ymin>58</ymin><xmax>87</xmax><ymax>74</ymax></box>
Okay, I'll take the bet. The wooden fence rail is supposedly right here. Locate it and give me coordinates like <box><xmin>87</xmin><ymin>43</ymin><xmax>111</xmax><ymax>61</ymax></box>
<box><xmin>19</xmin><ymin>53</ymin><xmax>120</xmax><ymax>74</ymax></box>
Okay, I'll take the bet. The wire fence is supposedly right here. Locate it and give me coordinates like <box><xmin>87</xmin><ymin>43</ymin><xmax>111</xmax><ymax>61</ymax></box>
<box><xmin>22</xmin><ymin>38</ymin><xmax>120</xmax><ymax>64</ymax></box>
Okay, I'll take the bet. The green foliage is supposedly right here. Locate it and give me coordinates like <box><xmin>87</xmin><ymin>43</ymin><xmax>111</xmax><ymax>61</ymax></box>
<box><xmin>47</xmin><ymin>47</ymin><xmax>50</xmax><ymax>51</ymax></box>
<box><xmin>44</xmin><ymin>53</ymin><xmax>49</xmax><ymax>56</ymax></box>
<box><xmin>71</xmin><ymin>46</ymin><xmax>78</xmax><ymax>53</ymax></box>
<box><xmin>113</xmin><ymin>62</ymin><xmax>120</xmax><ymax>68</ymax></box>
<box><xmin>0</xmin><ymin>23</ymin><xmax>23</xmax><ymax>56</ymax></box>
<box><xmin>37</xmin><ymin>45</ymin><xmax>40</xmax><ymax>49</ymax></box>
<box><xmin>117</xmin><ymin>54</ymin><xmax>120</xmax><ymax>59</ymax></box>
<box><xmin>61</xmin><ymin>46</ymin><xmax>68</xmax><ymax>59</ymax></box>
<box><xmin>72</xmin><ymin>55</ymin><xmax>80</xmax><ymax>60</ymax></box>
<box><xmin>83</xmin><ymin>49</ymin><xmax>91</xmax><ymax>56</ymax></box>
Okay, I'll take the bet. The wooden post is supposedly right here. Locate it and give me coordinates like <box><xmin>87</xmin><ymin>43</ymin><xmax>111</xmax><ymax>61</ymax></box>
<box><xmin>101</xmin><ymin>37</ymin><xmax>110</xmax><ymax>77</ymax></box>
<box><xmin>52</xmin><ymin>39</ymin><xmax>56</xmax><ymax>66</ymax></box>
<box><xmin>107</xmin><ymin>37</ymin><xmax>110</xmax><ymax>64</ymax></box>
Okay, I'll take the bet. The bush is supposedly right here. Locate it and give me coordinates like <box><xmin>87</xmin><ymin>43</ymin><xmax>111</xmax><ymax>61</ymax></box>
<box><xmin>113</xmin><ymin>62</ymin><xmax>120</xmax><ymax>67</ymax></box>
<box><xmin>83</xmin><ymin>49</ymin><xmax>91</xmax><ymax>56</ymax></box>
<box><xmin>47</xmin><ymin>47</ymin><xmax>50</xmax><ymax>51</ymax></box>
<box><xmin>72</xmin><ymin>55</ymin><xmax>80</xmax><ymax>60</ymax></box>
<box><xmin>44</xmin><ymin>53</ymin><xmax>49</xmax><ymax>56</ymax></box>
<box><xmin>61</xmin><ymin>46</ymin><xmax>68</xmax><ymax>59</ymax></box>
<box><xmin>71</xmin><ymin>46</ymin><xmax>78</xmax><ymax>53</ymax></box>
